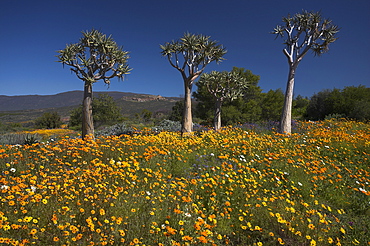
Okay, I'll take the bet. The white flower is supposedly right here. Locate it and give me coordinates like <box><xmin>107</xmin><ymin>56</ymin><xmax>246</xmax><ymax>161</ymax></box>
<box><xmin>298</xmin><ymin>182</ymin><xmax>303</xmax><ymax>186</ymax></box>
<box><xmin>30</xmin><ymin>186</ymin><xmax>37</xmax><ymax>192</ymax></box>
<box><xmin>239</xmin><ymin>155</ymin><xmax>247</xmax><ymax>162</ymax></box>
<box><xmin>1</xmin><ymin>185</ymin><xmax>9</xmax><ymax>190</ymax></box>
<box><xmin>184</xmin><ymin>212</ymin><xmax>191</xmax><ymax>217</ymax></box>
<box><xmin>146</xmin><ymin>191</ymin><xmax>151</xmax><ymax>196</ymax></box>
<box><xmin>359</xmin><ymin>187</ymin><xmax>368</xmax><ymax>193</ymax></box>
<box><xmin>210</xmin><ymin>153</ymin><xmax>214</xmax><ymax>156</ymax></box>
<box><xmin>10</xmin><ymin>168</ymin><xmax>16</xmax><ymax>172</ymax></box>
<box><xmin>275</xmin><ymin>177</ymin><xmax>280</xmax><ymax>182</ymax></box>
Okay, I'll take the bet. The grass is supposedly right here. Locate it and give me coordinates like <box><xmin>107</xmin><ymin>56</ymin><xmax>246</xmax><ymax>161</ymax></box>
<box><xmin>0</xmin><ymin>119</ymin><xmax>369</xmax><ymax>245</ymax></box>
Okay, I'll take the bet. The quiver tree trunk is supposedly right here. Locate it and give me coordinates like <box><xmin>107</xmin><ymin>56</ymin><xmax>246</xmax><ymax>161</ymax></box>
<box><xmin>82</xmin><ymin>82</ymin><xmax>94</xmax><ymax>139</ymax></box>
<box><xmin>214</xmin><ymin>99</ymin><xmax>222</xmax><ymax>131</ymax></box>
<box><xmin>182</xmin><ymin>81</ymin><xmax>193</xmax><ymax>134</ymax></box>
<box><xmin>279</xmin><ymin>66</ymin><xmax>296</xmax><ymax>134</ymax></box>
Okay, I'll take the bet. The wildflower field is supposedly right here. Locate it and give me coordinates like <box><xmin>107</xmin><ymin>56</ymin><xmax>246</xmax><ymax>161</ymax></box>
<box><xmin>0</xmin><ymin>120</ymin><xmax>369</xmax><ymax>245</ymax></box>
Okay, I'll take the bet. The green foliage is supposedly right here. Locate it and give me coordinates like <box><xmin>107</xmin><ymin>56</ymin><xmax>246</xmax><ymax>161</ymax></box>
<box><xmin>260</xmin><ymin>89</ymin><xmax>285</xmax><ymax>121</ymax></box>
<box><xmin>305</xmin><ymin>85</ymin><xmax>370</xmax><ymax>120</ymax></box>
<box><xmin>69</xmin><ymin>94</ymin><xmax>123</xmax><ymax>129</ymax></box>
<box><xmin>35</xmin><ymin>112</ymin><xmax>62</xmax><ymax>129</ymax></box>
<box><xmin>135</xmin><ymin>109</ymin><xmax>153</xmax><ymax>123</ymax></box>
<box><xmin>292</xmin><ymin>95</ymin><xmax>309</xmax><ymax>118</ymax></box>
<box><xmin>168</xmin><ymin>101</ymin><xmax>184</xmax><ymax>122</ymax></box>
<box><xmin>92</xmin><ymin>94</ymin><xmax>123</xmax><ymax>127</ymax></box>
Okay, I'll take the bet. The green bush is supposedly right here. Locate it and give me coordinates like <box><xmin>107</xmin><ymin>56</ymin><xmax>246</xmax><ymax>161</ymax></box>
<box><xmin>35</xmin><ymin>112</ymin><xmax>62</xmax><ymax>129</ymax></box>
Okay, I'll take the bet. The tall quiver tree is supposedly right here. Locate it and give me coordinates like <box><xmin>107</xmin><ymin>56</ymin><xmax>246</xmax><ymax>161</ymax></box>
<box><xmin>272</xmin><ymin>11</ymin><xmax>339</xmax><ymax>134</ymax></box>
<box><xmin>197</xmin><ymin>71</ymin><xmax>248</xmax><ymax>131</ymax></box>
<box><xmin>57</xmin><ymin>29</ymin><xmax>131</xmax><ymax>139</ymax></box>
<box><xmin>160</xmin><ymin>33</ymin><xmax>227</xmax><ymax>134</ymax></box>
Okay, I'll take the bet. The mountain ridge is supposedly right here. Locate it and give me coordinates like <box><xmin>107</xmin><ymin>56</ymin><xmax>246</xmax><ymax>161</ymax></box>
<box><xmin>0</xmin><ymin>90</ymin><xmax>180</xmax><ymax>111</ymax></box>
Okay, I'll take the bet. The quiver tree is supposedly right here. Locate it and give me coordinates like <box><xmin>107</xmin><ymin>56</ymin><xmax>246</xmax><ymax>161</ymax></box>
<box><xmin>272</xmin><ymin>10</ymin><xmax>339</xmax><ymax>134</ymax></box>
<box><xmin>197</xmin><ymin>71</ymin><xmax>248</xmax><ymax>131</ymax></box>
<box><xmin>160</xmin><ymin>33</ymin><xmax>227</xmax><ymax>134</ymax></box>
<box><xmin>57</xmin><ymin>29</ymin><xmax>131</xmax><ymax>139</ymax></box>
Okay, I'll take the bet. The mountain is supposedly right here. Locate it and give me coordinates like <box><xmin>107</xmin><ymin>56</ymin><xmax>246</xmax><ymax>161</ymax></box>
<box><xmin>0</xmin><ymin>90</ymin><xmax>178</xmax><ymax>111</ymax></box>
<box><xmin>0</xmin><ymin>91</ymin><xmax>181</xmax><ymax>124</ymax></box>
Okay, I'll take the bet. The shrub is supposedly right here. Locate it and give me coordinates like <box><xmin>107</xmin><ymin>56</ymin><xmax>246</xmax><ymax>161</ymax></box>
<box><xmin>95</xmin><ymin>122</ymin><xmax>135</xmax><ymax>137</ymax></box>
<box><xmin>35</xmin><ymin>112</ymin><xmax>62</xmax><ymax>129</ymax></box>
<box><xmin>152</xmin><ymin>119</ymin><xmax>182</xmax><ymax>132</ymax></box>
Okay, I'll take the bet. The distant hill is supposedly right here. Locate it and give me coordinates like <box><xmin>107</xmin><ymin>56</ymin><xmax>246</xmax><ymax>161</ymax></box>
<box><xmin>0</xmin><ymin>91</ymin><xmax>182</xmax><ymax>124</ymax></box>
<box><xmin>0</xmin><ymin>90</ymin><xmax>180</xmax><ymax>111</ymax></box>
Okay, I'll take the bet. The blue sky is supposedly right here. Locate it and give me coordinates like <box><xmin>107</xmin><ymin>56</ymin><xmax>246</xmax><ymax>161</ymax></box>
<box><xmin>1</xmin><ymin>0</ymin><xmax>369</xmax><ymax>98</ymax></box>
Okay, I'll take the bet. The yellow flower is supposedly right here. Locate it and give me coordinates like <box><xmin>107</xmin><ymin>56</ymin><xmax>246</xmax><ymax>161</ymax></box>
<box><xmin>340</xmin><ymin>227</ymin><xmax>346</xmax><ymax>234</ymax></box>
<box><xmin>277</xmin><ymin>237</ymin><xmax>285</xmax><ymax>245</ymax></box>
<box><xmin>119</xmin><ymin>230</ymin><xmax>125</xmax><ymax>237</ymax></box>
<box><xmin>310</xmin><ymin>239</ymin><xmax>316</xmax><ymax>246</ymax></box>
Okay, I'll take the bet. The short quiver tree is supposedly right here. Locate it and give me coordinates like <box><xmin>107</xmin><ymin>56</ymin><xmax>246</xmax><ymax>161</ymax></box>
<box><xmin>57</xmin><ymin>29</ymin><xmax>131</xmax><ymax>139</ymax></box>
<box><xmin>197</xmin><ymin>71</ymin><xmax>248</xmax><ymax>131</ymax></box>
<box><xmin>272</xmin><ymin>10</ymin><xmax>339</xmax><ymax>134</ymax></box>
<box><xmin>160</xmin><ymin>33</ymin><xmax>227</xmax><ymax>134</ymax></box>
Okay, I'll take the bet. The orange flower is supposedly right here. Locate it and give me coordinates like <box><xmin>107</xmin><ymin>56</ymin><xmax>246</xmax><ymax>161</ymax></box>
<box><xmin>197</xmin><ymin>236</ymin><xmax>208</xmax><ymax>243</ymax></box>
<box><xmin>182</xmin><ymin>235</ymin><xmax>193</xmax><ymax>241</ymax></box>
